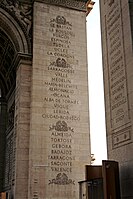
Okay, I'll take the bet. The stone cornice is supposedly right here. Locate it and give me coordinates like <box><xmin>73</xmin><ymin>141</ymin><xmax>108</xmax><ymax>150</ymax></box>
<box><xmin>34</xmin><ymin>0</ymin><xmax>88</xmax><ymax>12</ymax></box>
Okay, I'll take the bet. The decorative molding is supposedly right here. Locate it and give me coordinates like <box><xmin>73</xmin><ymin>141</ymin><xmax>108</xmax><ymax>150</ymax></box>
<box><xmin>51</xmin><ymin>15</ymin><xmax>72</xmax><ymax>26</ymax></box>
<box><xmin>0</xmin><ymin>0</ymin><xmax>32</xmax><ymax>35</ymax></box>
<box><xmin>7</xmin><ymin>103</ymin><xmax>15</xmax><ymax>129</ymax></box>
<box><xmin>108</xmin><ymin>0</ymin><xmax>114</xmax><ymax>7</ymax></box>
<box><xmin>13</xmin><ymin>52</ymin><xmax>32</xmax><ymax>69</ymax></box>
<box><xmin>35</xmin><ymin>0</ymin><xmax>87</xmax><ymax>11</ymax></box>
<box><xmin>86</xmin><ymin>0</ymin><xmax>95</xmax><ymax>16</ymax></box>
<box><xmin>49</xmin><ymin>121</ymin><xmax>74</xmax><ymax>132</ymax></box>
<box><xmin>112</xmin><ymin>126</ymin><xmax>132</xmax><ymax>148</ymax></box>
<box><xmin>0</xmin><ymin>3</ymin><xmax>32</xmax><ymax>54</ymax></box>
<box><xmin>49</xmin><ymin>173</ymin><xmax>75</xmax><ymax>185</ymax></box>
<box><xmin>0</xmin><ymin>18</ymin><xmax>20</xmax><ymax>51</ymax></box>
<box><xmin>49</xmin><ymin>58</ymin><xmax>71</xmax><ymax>68</ymax></box>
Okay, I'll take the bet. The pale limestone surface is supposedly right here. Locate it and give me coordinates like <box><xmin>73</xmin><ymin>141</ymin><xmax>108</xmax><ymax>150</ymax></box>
<box><xmin>28</xmin><ymin>2</ymin><xmax>91</xmax><ymax>199</ymax></box>
<box><xmin>15</xmin><ymin>61</ymin><xmax>32</xmax><ymax>199</ymax></box>
<box><xmin>100</xmin><ymin>0</ymin><xmax>133</xmax><ymax>197</ymax></box>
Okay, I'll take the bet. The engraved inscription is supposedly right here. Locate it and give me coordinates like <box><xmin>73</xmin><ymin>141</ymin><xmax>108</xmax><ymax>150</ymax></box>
<box><xmin>41</xmin><ymin>15</ymin><xmax>79</xmax><ymax>185</ymax></box>
<box><xmin>42</xmin><ymin>16</ymin><xmax>80</xmax><ymax>123</ymax></box>
<box><xmin>106</xmin><ymin>0</ymin><xmax>130</xmax><ymax>129</ymax></box>
<box><xmin>48</xmin><ymin>121</ymin><xmax>75</xmax><ymax>179</ymax></box>
<box><xmin>31</xmin><ymin>4</ymin><xmax>88</xmax><ymax>198</ymax></box>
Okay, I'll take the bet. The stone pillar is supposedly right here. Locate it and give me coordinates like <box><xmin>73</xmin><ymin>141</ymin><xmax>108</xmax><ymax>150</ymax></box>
<box><xmin>14</xmin><ymin>56</ymin><xmax>32</xmax><ymax>199</ymax></box>
<box><xmin>0</xmin><ymin>98</ymin><xmax>7</xmax><ymax>191</ymax></box>
<box><xmin>28</xmin><ymin>1</ymin><xmax>91</xmax><ymax>199</ymax></box>
<box><xmin>100</xmin><ymin>0</ymin><xmax>133</xmax><ymax>197</ymax></box>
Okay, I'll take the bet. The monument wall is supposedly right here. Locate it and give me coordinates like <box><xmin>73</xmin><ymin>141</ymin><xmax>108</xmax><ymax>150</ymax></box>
<box><xmin>28</xmin><ymin>1</ymin><xmax>91</xmax><ymax>199</ymax></box>
<box><xmin>100</xmin><ymin>0</ymin><xmax>133</xmax><ymax>197</ymax></box>
<box><xmin>0</xmin><ymin>1</ymin><xmax>91</xmax><ymax>198</ymax></box>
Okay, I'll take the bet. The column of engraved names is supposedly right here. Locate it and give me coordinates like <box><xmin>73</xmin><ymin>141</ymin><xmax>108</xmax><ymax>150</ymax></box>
<box><xmin>42</xmin><ymin>16</ymin><xmax>79</xmax><ymax>185</ymax></box>
<box><xmin>106</xmin><ymin>1</ymin><xmax>129</xmax><ymax>129</ymax></box>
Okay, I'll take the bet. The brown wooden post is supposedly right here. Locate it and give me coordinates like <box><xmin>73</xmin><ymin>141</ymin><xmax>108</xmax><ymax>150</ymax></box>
<box><xmin>102</xmin><ymin>160</ymin><xmax>121</xmax><ymax>199</ymax></box>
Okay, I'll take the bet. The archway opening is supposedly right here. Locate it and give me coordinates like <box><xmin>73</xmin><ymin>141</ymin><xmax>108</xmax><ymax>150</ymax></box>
<box><xmin>0</xmin><ymin>28</ymin><xmax>16</xmax><ymax>193</ymax></box>
<box><xmin>0</xmin><ymin>3</ymin><xmax>31</xmax><ymax>197</ymax></box>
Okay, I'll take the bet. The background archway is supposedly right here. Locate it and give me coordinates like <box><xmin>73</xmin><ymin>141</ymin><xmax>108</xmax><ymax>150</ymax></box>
<box><xmin>0</xmin><ymin>4</ymin><xmax>32</xmax><ymax>196</ymax></box>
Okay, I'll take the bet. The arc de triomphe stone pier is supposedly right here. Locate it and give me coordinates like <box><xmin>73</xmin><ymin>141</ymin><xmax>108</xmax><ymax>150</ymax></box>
<box><xmin>100</xmin><ymin>0</ymin><xmax>133</xmax><ymax>198</ymax></box>
<box><xmin>0</xmin><ymin>0</ymin><xmax>93</xmax><ymax>199</ymax></box>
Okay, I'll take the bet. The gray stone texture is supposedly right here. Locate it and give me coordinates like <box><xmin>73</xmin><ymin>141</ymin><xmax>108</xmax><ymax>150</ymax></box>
<box><xmin>0</xmin><ymin>100</ymin><xmax>7</xmax><ymax>191</ymax></box>
<box><xmin>28</xmin><ymin>2</ymin><xmax>90</xmax><ymax>198</ymax></box>
<box><xmin>0</xmin><ymin>0</ymin><xmax>91</xmax><ymax>198</ymax></box>
<box><xmin>14</xmin><ymin>60</ymin><xmax>32</xmax><ymax>199</ymax></box>
<box><xmin>100</xmin><ymin>0</ymin><xmax>133</xmax><ymax>198</ymax></box>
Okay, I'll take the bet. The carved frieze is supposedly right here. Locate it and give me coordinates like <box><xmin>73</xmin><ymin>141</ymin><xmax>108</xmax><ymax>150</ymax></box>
<box><xmin>49</xmin><ymin>58</ymin><xmax>72</xmax><ymax>69</ymax></box>
<box><xmin>49</xmin><ymin>173</ymin><xmax>75</xmax><ymax>185</ymax></box>
<box><xmin>0</xmin><ymin>0</ymin><xmax>32</xmax><ymax>35</ymax></box>
<box><xmin>49</xmin><ymin>121</ymin><xmax>74</xmax><ymax>132</ymax></box>
<box><xmin>35</xmin><ymin>0</ymin><xmax>87</xmax><ymax>11</ymax></box>
<box><xmin>0</xmin><ymin>0</ymin><xmax>88</xmax><ymax>45</ymax></box>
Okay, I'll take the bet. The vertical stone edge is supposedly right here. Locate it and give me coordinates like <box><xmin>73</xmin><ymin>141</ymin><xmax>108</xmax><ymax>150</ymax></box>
<box><xmin>100</xmin><ymin>0</ymin><xmax>133</xmax><ymax>198</ymax></box>
<box><xmin>14</xmin><ymin>58</ymin><xmax>32</xmax><ymax>199</ymax></box>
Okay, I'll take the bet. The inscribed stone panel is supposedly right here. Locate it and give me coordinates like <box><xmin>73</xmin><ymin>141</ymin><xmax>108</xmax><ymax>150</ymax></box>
<box><xmin>30</xmin><ymin>2</ymin><xmax>90</xmax><ymax>199</ymax></box>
